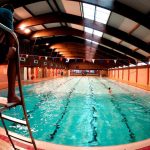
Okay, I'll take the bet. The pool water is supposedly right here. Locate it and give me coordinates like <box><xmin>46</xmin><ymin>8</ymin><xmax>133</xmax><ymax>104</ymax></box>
<box><xmin>0</xmin><ymin>77</ymin><xmax>150</xmax><ymax>146</ymax></box>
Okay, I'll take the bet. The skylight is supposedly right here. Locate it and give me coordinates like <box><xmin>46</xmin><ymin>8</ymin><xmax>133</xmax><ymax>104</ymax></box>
<box><xmin>86</xmin><ymin>39</ymin><xmax>99</xmax><ymax>45</ymax></box>
<box><xmin>84</xmin><ymin>27</ymin><xmax>93</xmax><ymax>34</ymax></box>
<box><xmin>93</xmin><ymin>30</ymin><xmax>103</xmax><ymax>37</ymax></box>
<box><xmin>83</xmin><ymin>3</ymin><xmax>95</xmax><ymax>20</ymax></box>
<box><xmin>85</xmin><ymin>27</ymin><xmax>103</xmax><ymax>37</ymax></box>
<box><xmin>95</xmin><ymin>6</ymin><xmax>111</xmax><ymax>24</ymax></box>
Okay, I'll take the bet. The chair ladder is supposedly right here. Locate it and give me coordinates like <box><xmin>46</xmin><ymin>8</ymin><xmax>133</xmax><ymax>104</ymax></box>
<box><xmin>0</xmin><ymin>23</ymin><xmax>37</xmax><ymax>150</ymax></box>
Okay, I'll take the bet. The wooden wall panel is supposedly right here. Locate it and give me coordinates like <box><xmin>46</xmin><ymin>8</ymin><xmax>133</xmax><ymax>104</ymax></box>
<box><xmin>123</xmin><ymin>69</ymin><xmax>128</xmax><ymax>81</ymax></box>
<box><xmin>138</xmin><ymin>68</ymin><xmax>147</xmax><ymax>86</ymax></box>
<box><xmin>119</xmin><ymin>70</ymin><xmax>122</xmax><ymax>80</ymax></box>
<box><xmin>129</xmin><ymin>68</ymin><xmax>136</xmax><ymax>83</ymax></box>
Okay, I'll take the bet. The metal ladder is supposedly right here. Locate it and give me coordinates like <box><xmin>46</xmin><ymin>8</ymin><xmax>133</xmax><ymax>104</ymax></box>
<box><xmin>0</xmin><ymin>23</ymin><xmax>37</xmax><ymax>150</ymax></box>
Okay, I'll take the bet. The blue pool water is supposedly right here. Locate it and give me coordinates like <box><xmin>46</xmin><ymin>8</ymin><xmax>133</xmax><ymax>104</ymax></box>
<box><xmin>0</xmin><ymin>77</ymin><xmax>150</xmax><ymax>146</ymax></box>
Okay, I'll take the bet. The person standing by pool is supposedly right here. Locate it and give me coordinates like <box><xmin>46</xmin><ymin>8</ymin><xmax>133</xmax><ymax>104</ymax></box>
<box><xmin>0</xmin><ymin>4</ymin><xmax>20</xmax><ymax>103</ymax></box>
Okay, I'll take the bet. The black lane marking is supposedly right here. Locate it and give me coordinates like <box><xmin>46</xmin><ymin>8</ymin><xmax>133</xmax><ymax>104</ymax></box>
<box><xmin>25</xmin><ymin>78</ymin><xmax>74</xmax><ymax>115</ymax></box>
<box><xmin>87</xmin><ymin>78</ymin><xmax>98</xmax><ymax>145</ymax></box>
<box><xmin>49</xmin><ymin>78</ymin><xmax>82</xmax><ymax>140</ymax></box>
<box><xmin>10</xmin><ymin>78</ymin><xmax>74</xmax><ymax>130</ymax></box>
<box><xmin>97</xmin><ymin>79</ymin><xmax>136</xmax><ymax>142</ymax></box>
<box><xmin>104</xmin><ymin>79</ymin><xmax>150</xmax><ymax>114</ymax></box>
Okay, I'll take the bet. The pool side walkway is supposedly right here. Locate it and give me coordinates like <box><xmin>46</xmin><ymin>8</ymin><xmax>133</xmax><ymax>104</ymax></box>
<box><xmin>0</xmin><ymin>76</ymin><xmax>61</xmax><ymax>90</ymax></box>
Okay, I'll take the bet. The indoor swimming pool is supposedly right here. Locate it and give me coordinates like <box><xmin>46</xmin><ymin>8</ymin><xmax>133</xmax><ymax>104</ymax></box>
<box><xmin>0</xmin><ymin>77</ymin><xmax>150</xmax><ymax>146</ymax></box>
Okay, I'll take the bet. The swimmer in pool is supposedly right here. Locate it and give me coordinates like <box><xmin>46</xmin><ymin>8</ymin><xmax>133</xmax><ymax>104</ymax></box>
<box><xmin>108</xmin><ymin>87</ymin><xmax>112</xmax><ymax>94</ymax></box>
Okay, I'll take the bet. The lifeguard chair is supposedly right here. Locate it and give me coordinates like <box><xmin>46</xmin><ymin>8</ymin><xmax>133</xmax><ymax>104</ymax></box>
<box><xmin>0</xmin><ymin>23</ymin><xmax>37</xmax><ymax>150</ymax></box>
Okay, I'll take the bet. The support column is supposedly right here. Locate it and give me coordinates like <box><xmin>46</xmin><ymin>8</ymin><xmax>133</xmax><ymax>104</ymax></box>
<box><xmin>122</xmin><ymin>69</ymin><xmax>124</xmax><ymax>80</ymax></box>
<box><xmin>56</xmin><ymin>69</ymin><xmax>58</xmax><ymax>76</ymax></box>
<box><xmin>53</xmin><ymin>69</ymin><xmax>54</xmax><ymax>76</ymax></box>
<box><xmin>36</xmin><ymin>67</ymin><xmax>38</xmax><ymax>78</ymax></box>
<box><xmin>136</xmin><ymin>65</ymin><xmax>138</xmax><ymax>83</ymax></box>
<box><xmin>27</xmin><ymin>67</ymin><xmax>29</xmax><ymax>80</ymax></box>
<box><xmin>147</xmin><ymin>65</ymin><xmax>149</xmax><ymax>85</ymax></box>
<box><xmin>128</xmin><ymin>67</ymin><xmax>130</xmax><ymax>81</ymax></box>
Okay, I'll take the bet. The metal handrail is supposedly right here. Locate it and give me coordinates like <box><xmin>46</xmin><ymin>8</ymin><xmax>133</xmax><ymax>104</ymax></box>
<box><xmin>0</xmin><ymin>23</ymin><xmax>37</xmax><ymax>149</ymax></box>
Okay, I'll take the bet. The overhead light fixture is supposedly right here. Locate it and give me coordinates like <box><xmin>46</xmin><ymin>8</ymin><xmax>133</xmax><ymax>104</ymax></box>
<box><xmin>24</xmin><ymin>28</ymin><xmax>31</xmax><ymax>34</ymax></box>
<box><xmin>19</xmin><ymin>24</ymin><xmax>26</xmax><ymax>30</ymax></box>
<box><xmin>46</xmin><ymin>43</ymin><xmax>49</xmax><ymax>46</ymax></box>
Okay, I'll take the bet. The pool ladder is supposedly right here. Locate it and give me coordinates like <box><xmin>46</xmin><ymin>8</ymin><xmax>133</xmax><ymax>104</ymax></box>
<box><xmin>0</xmin><ymin>23</ymin><xmax>37</xmax><ymax>150</ymax></box>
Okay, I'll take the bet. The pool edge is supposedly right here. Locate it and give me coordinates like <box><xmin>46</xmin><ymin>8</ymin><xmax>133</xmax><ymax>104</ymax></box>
<box><xmin>0</xmin><ymin>127</ymin><xmax>150</xmax><ymax>150</ymax></box>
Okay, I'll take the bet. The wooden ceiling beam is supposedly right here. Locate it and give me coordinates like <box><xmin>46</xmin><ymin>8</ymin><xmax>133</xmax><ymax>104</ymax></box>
<box><xmin>4</xmin><ymin>0</ymin><xmax>149</xmax><ymax>29</ymax></box>
<box><xmin>30</xmin><ymin>27</ymin><xmax>147</xmax><ymax>62</ymax></box>
<box><xmin>49</xmin><ymin>36</ymin><xmax>136</xmax><ymax>65</ymax></box>
<box><xmin>16</xmin><ymin>13</ymin><xmax>149</xmax><ymax>53</ymax></box>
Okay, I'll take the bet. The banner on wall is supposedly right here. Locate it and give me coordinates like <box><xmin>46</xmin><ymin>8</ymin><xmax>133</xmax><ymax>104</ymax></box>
<box><xmin>20</xmin><ymin>57</ymin><xmax>26</xmax><ymax>62</ymax></box>
<box><xmin>92</xmin><ymin>59</ymin><xmax>95</xmax><ymax>63</ymax></box>
<box><xmin>34</xmin><ymin>60</ymin><xmax>38</xmax><ymax>64</ymax></box>
<box><xmin>114</xmin><ymin>59</ymin><xmax>117</xmax><ymax>64</ymax></box>
<box><xmin>44</xmin><ymin>62</ymin><xmax>47</xmax><ymax>65</ymax></box>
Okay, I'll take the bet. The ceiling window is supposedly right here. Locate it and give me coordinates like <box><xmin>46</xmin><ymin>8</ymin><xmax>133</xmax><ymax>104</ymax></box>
<box><xmin>83</xmin><ymin>3</ymin><xmax>95</xmax><ymax>20</ymax></box>
<box><xmin>85</xmin><ymin>27</ymin><xmax>93</xmax><ymax>34</ymax></box>
<box><xmin>86</xmin><ymin>39</ymin><xmax>99</xmax><ymax>45</ymax></box>
<box><xmin>85</xmin><ymin>27</ymin><xmax>103</xmax><ymax>37</ymax></box>
<box><xmin>93</xmin><ymin>30</ymin><xmax>103</xmax><ymax>37</ymax></box>
<box><xmin>95</xmin><ymin>6</ymin><xmax>111</xmax><ymax>24</ymax></box>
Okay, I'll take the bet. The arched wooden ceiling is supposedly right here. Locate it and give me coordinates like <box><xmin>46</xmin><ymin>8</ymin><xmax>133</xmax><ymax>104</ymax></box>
<box><xmin>15</xmin><ymin>13</ymin><xmax>150</xmax><ymax>54</ymax></box>
<box><xmin>35</xmin><ymin>36</ymin><xmax>136</xmax><ymax>65</ymax></box>
<box><xmin>1</xmin><ymin>0</ymin><xmax>150</xmax><ymax>67</ymax></box>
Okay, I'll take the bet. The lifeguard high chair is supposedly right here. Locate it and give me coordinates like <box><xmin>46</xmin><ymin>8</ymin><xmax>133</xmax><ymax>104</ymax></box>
<box><xmin>0</xmin><ymin>23</ymin><xmax>37</xmax><ymax>149</ymax></box>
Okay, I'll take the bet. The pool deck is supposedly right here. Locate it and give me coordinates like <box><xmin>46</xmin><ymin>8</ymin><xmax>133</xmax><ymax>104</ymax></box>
<box><xmin>0</xmin><ymin>76</ymin><xmax>61</xmax><ymax>90</ymax></box>
<box><xmin>0</xmin><ymin>77</ymin><xmax>150</xmax><ymax>150</ymax></box>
